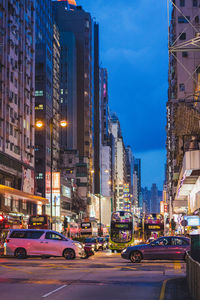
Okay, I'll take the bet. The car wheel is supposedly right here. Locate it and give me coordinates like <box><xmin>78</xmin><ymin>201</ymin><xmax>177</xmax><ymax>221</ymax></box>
<box><xmin>63</xmin><ymin>248</ymin><xmax>75</xmax><ymax>260</ymax></box>
<box><xmin>14</xmin><ymin>248</ymin><xmax>27</xmax><ymax>259</ymax></box>
<box><xmin>130</xmin><ymin>251</ymin><xmax>142</xmax><ymax>263</ymax></box>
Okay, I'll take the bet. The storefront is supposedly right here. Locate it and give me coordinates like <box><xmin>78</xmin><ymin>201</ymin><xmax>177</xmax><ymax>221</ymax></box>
<box><xmin>0</xmin><ymin>184</ymin><xmax>48</xmax><ymax>229</ymax></box>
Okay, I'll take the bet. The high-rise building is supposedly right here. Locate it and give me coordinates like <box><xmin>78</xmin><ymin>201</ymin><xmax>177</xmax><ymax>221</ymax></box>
<box><xmin>59</xmin><ymin>31</ymin><xmax>77</xmax><ymax>150</ymax></box>
<box><xmin>93</xmin><ymin>22</ymin><xmax>100</xmax><ymax>196</ymax></box>
<box><xmin>150</xmin><ymin>184</ymin><xmax>159</xmax><ymax>213</ymax></box>
<box><xmin>52</xmin><ymin>23</ymin><xmax>61</xmax><ymax>171</ymax></box>
<box><xmin>167</xmin><ymin>0</ymin><xmax>200</xmax><ymax>216</ymax></box>
<box><xmin>35</xmin><ymin>0</ymin><xmax>53</xmax><ymax>199</ymax></box>
<box><xmin>0</xmin><ymin>0</ymin><xmax>47</xmax><ymax>216</ymax></box>
<box><xmin>53</xmin><ymin>2</ymin><xmax>94</xmax><ymax>198</ymax></box>
<box><xmin>134</xmin><ymin>158</ymin><xmax>142</xmax><ymax>207</ymax></box>
<box><xmin>99</xmin><ymin>68</ymin><xmax>112</xmax><ymax>225</ymax></box>
<box><xmin>110</xmin><ymin>113</ymin><xmax>127</xmax><ymax>211</ymax></box>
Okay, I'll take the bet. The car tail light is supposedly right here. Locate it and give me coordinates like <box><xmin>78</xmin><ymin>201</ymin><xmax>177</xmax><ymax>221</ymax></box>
<box><xmin>0</xmin><ymin>215</ymin><xmax>4</xmax><ymax>222</ymax></box>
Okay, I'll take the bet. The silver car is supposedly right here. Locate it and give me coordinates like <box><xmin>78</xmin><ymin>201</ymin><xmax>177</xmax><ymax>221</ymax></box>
<box><xmin>6</xmin><ymin>229</ymin><xmax>84</xmax><ymax>259</ymax></box>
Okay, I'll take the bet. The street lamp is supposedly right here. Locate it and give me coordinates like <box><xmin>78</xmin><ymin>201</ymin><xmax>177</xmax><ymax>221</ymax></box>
<box><xmin>35</xmin><ymin>118</ymin><xmax>68</xmax><ymax>230</ymax></box>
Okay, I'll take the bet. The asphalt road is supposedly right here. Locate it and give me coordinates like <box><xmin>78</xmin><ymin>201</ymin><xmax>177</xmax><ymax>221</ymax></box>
<box><xmin>0</xmin><ymin>251</ymin><xmax>191</xmax><ymax>300</ymax></box>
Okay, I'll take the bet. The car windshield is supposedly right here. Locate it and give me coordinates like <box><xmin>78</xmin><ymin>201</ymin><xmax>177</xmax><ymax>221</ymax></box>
<box><xmin>85</xmin><ymin>238</ymin><xmax>96</xmax><ymax>243</ymax></box>
<box><xmin>98</xmin><ymin>238</ymin><xmax>104</xmax><ymax>242</ymax></box>
<box><xmin>111</xmin><ymin>230</ymin><xmax>132</xmax><ymax>243</ymax></box>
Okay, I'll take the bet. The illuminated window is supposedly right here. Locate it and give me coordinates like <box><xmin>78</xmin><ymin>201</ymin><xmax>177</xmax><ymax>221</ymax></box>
<box><xmin>35</xmin><ymin>90</ymin><xmax>43</xmax><ymax>97</ymax></box>
<box><xmin>36</xmin><ymin>173</ymin><xmax>43</xmax><ymax>180</ymax></box>
<box><xmin>35</xmin><ymin>104</ymin><xmax>44</xmax><ymax>110</ymax></box>
<box><xmin>22</xmin><ymin>201</ymin><xmax>27</xmax><ymax>210</ymax></box>
<box><xmin>61</xmin><ymin>89</ymin><xmax>63</xmax><ymax>95</ymax></box>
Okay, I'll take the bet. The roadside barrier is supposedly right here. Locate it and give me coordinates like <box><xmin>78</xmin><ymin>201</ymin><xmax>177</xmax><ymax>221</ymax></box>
<box><xmin>186</xmin><ymin>252</ymin><xmax>200</xmax><ymax>300</ymax></box>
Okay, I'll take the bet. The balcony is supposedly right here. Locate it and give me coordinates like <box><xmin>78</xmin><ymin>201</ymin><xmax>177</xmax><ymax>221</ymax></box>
<box><xmin>175</xmin><ymin>150</ymin><xmax>200</xmax><ymax>213</ymax></box>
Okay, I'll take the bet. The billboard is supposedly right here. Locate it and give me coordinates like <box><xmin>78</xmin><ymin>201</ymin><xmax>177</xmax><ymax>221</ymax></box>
<box><xmin>45</xmin><ymin>172</ymin><xmax>60</xmax><ymax>217</ymax></box>
<box><xmin>184</xmin><ymin>216</ymin><xmax>200</xmax><ymax>227</ymax></box>
<box><xmin>22</xmin><ymin>167</ymin><xmax>34</xmax><ymax>194</ymax></box>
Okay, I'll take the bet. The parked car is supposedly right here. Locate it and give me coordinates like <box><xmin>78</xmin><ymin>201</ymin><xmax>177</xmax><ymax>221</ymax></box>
<box><xmin>83</xmin><ymin>238</ymin><xmax>101</xmax><ymax>251</ymax></box>
<box><xmin>81</xmin><ymin>245</ymin><xmax>95</xmax><ymax>259</ymax></box>
<box><xmin>121</xmin><ymin>236</ymin><xmax>190</xmax><ymax>263</ymax></box>
<box><xmin>97</xmin><ymin>237</ymin><xmax>107</xmax><ymax>250</ymax></box>
<box><xmin>5</xmin><ymin>229</ymin><xmax>85</xmax><ymax>259</ymax></box>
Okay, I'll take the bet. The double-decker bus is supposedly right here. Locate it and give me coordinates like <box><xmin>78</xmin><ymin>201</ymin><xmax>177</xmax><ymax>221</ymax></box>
<box><xmin>80</xmin><ymin>219</ymin><xmax>98</xmax><ymax>237</ymax></box>
<box><xmin>28</xmin><ymin>215</ymin><xmax>49</xmax><ymax>229</ymax></box>
<box><xmin>109</xmin><ymin>211</ymin><xmax>134</xmax><ymax>252</ymax></box>
<box><xmin>144</xmin><ymin>213</ymin><xmax>164</xmax><ymax>241</ymax></box>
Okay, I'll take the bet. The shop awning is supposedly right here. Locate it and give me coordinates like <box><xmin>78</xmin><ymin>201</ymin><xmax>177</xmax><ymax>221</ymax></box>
<box><xmin>0</xmin><ymin>184</ymin><xmax>48</xmax><ymax>205</ymax></box>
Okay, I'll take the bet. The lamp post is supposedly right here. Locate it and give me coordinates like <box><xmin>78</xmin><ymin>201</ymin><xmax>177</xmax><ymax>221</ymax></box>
<box><xmin>36</xmin><ymin>118</ymin><xmax>68</xmax><ymax>230</ymax></box>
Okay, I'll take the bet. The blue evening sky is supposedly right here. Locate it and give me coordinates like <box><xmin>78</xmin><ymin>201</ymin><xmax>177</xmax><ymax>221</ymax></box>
<box><xmin>79</xmin><ymin>0</ymin><xmax>168</xmax><ymax>190</ymax></box>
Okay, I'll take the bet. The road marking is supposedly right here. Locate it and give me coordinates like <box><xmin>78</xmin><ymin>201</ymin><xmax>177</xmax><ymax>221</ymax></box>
<box><xmin>173</xmin><ymin>261</ymin><xmax>182</xmax><ymax>273</ymax></box>
<box><xmin>159</xmin><ymin>279</ymin><xmax>170</xmax><ymax>300</ymax></box>
<box><xmin>0</xmin><ymin>264</ymin><xmax>32</xmax><ymax>274</ymax></box>
<box><xmin>42</xmin><ymin>285</ymin><xmax>67</xmax><ymax>298</ymax></box>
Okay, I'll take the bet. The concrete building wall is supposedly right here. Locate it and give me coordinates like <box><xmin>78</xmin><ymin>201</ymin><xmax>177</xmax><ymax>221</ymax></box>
<box><xmin>0</xmin><ymin>0</ymin><xmax>35</xmax><ymax>191</ymax></box>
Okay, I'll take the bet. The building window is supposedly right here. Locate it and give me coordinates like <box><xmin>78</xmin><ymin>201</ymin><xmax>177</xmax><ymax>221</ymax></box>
<box><xmin>22</xmin><ymin>201</ymin><xmax>27</xmax><ymax>210</ymax></box>
<box><xmin>36</xmin><ymin>173</ymin><xmax>43</xmax><ymax>180</ymax></box>
<box><xmin>182</xmin><ymin>52</ymin><xmax>188</xmax><ymax>57</ymax></box>
<box><xmin>178</xmin><ymin>16</ymin><xmax>190</xmax><ymax>23</ymax></box>
<box><xmin>179</xmin><ymin>83</ymin><xmax>185</xmax><ymax>91</ymax></box>
<box><xmin>35</xmin><ymin>104</ymin><xmax>43</xmax><ymax>110</ymax></box>
<box><xmin>195</xmin><ymin>16</ymin><xmax>199</xmax><ymax>23</ymax></box>
<box><xmin>13</xmin><ymin>199</ymin><xmax>19</xmax><ymax>210</ymax></box>
<box><xmin>35</xmin><ymin>90</ymin><xmax>43</xmax><ymax>97</ymax></box>
<box><xmin>5</xmin><ymin>197</ymin><xmax>11</xmax><ymax>207</ymax></box>
<box><xmin>179</xmin><ymin>33</ymin><xmax>186</xmax><ymax>40</ymax></box>
<box><xmin>180</xmin><ymin>0</ymin><xmax>185</xmax><ymax>6</ymax></box>
<box><xmin>193</xmin><ymin>0</ymin><xmax>198</xmax><ymax>7</ymax></box>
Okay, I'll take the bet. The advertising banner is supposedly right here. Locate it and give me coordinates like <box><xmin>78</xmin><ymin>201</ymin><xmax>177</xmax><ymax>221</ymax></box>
<box><xmin>22</xmin><ymin>167</ymin><xmax>34</xmax><ymax>194</ymax></box>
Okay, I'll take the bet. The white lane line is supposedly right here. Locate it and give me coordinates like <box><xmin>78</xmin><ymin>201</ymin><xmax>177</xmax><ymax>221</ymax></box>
<box><xmin>42</xmin><ymin>285</ymin><xmax>68</xmax><ymax>298</ymax></box>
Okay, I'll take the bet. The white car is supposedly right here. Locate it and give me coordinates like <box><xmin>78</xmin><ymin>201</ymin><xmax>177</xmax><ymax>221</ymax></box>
<box><xmin>6</xmin><ymin>229</ymin><xmax>84</xmax><ymax>259</ymax></box>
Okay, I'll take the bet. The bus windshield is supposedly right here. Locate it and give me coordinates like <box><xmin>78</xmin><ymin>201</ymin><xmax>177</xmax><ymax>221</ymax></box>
<box><xmin>110</xmin><ymin>211</ymin><xmax>133</xmax><ymax>245</ymax></box>
<box><xmin>111</xmin><ymin>229</ymin><xmax>132</xmax><ymax>243</ymax></box>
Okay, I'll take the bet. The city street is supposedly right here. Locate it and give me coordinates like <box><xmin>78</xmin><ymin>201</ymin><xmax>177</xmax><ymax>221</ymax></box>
<box><xmin>0</xmin><ymin>251</ymin><xmax>191</xmax><ymax>300</ymax></box>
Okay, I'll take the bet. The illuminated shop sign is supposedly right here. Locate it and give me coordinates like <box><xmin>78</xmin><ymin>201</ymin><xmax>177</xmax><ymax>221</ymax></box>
<box><xmin>184</xmin><ymin>216</ymin><xmax>200</xmax><ymax>227</ymax></box>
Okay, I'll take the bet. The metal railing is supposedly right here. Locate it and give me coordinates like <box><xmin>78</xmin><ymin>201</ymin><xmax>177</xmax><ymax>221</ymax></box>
<box><xmin>186</xmin><ymin>252</ymin><xmax>200</xmax><ymax>300</ymax></box>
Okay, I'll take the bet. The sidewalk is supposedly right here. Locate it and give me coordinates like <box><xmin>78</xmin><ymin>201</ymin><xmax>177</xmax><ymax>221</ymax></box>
<box><xmin>164</xmin><ymin>277</ymin><xmax>192</xmax><ymax>300</ymax></box>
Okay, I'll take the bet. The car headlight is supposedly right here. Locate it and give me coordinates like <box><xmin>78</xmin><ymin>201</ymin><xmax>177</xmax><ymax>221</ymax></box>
<box><xmin>73</xmin><ymin>242</ymin><xmax>83</xmax><ymax>249</ymax></box>
<box><xmin>121</xmin><ymin>248</ymin><xmax>127</xmax><ymax>254</ymax></box>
